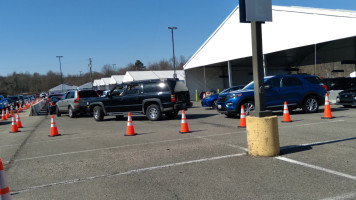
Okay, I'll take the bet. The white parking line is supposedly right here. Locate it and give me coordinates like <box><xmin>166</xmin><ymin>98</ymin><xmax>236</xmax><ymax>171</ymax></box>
<box><xmin>279</xmin><ymin>119</ymin><xmax>344</xmax><ymax>128</ymax></box>
<box><xmin>11</xmin><ymin>153</ymin><xmax>245</xmax><ymax>194</ymax></box>
<box><xmin>276</xmin><ymin>156</ymin><xmax>356</xmax><ymax>180</ymax></box>
<box><xmin>320</xmin><ymin>192</ymin><xmax>356</xmax><ymax>200</ymax></box>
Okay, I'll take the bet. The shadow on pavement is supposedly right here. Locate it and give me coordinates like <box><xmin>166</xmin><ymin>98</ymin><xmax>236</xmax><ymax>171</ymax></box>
<box><xmin>280</xmin><ymin>137</ymin><xmax>356</xmax><ymax>155</ymax></box>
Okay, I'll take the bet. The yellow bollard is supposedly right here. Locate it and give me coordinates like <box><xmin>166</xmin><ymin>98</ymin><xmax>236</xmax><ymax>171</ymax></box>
<box><xmin>246</xmin><ymin>115</ymin><xmax>280</xmax><ymax>157</ymax></box>
<box><xmin>196</xmin><ymin>90</ymin><xmax>198</xmax><ymax>102</ymax></box>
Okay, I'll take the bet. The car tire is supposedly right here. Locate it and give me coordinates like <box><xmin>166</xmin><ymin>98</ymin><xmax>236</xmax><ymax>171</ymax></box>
<box><xmin>146</xmin><ymin>104</ymin><xmax>162</xmax><ymax>121</ymax></box>
<box><xmin>56</xmin><ymin>106</ymin><xmax>61</xmax><ymax>117</ymax></box>
<box><xmin>211</xmin><ymin>100</ymin><xmax>217</xmax><ymax>109</ymax></box>
<box><xmin>93</xmin><ymin>106</ymin><xmax>104</xmax><ymax>121</ymax></box>
<box><xmin>241</xmin><ymin>100</ymin><xmax>255</xmax><ymax>116</ymax></box>
<box><xmin>165</xmin><ymin>110</ymin><xmax>179</xmax><ymax>119</ymax></box>
<box><xmin>302</xmin><ymin>96</ymin><xmax>319</xmax><ymax>113</ymax></box>
<box><xmin>68</xmin><ymin>107</ymin><xmax>75</xmax><ymax>118</ymax></box>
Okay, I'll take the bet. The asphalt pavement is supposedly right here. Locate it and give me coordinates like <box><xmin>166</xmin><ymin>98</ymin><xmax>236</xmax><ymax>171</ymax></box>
<box><xmin>0</xmin><ymin>102</ymin><xmax>355</xmax><ymax>200</ymax></box>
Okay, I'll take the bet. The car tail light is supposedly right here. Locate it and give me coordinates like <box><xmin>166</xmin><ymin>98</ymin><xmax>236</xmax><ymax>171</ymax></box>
<box><xmin>171</xmin><ymin>94</ymin><xmax>176</xmax><ymax>102</ymax></box>
<box><xmin>50</xmin><ymin>102</ymin><xmax>55</xmax><ymax>106</ymax></box>
<box><xmin>74</xmin><ymin>90</ymin><xmax>80</xmax><ymax>103</ymax></box>
<box><xmin>321</xmin><ymin>84</ymin><xmax>327</xmax><ymax>91</ymax></box>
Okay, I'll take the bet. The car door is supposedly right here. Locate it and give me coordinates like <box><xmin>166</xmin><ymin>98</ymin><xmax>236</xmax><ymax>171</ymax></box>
<box><xmin>279</xmin><ymin>77</ymin><xmax>304</xmax><ymax>106</ymax></box>
<box><xmin>121</xmin><ymin>84</ymin><xmax>142</xmax><ymax>112</ymax></box>
<box><xmin>104</xmin><ymin>85</ymin><xmax>125</xmax><ymax>112</ymax></box>
<box><xmin>264</xmin><ymin>77</ymin><xmax>284</xmax><ymax>108</ymax></box>
<box><xmin>57</xmin><ymin>92</ymin><xmax>69</xmax><ymax>112</ymax></box>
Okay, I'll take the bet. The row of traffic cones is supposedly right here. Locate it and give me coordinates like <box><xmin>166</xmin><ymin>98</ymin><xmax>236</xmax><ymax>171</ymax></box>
<box><xmin>1</xmin><ymin>105</ymin><xmax>28</xmax><ymax>121</ymax></box>
<box><xmin>238</xmin><ymin>93</ymin><xmax>334</xmax><ymax>127</ymax></box>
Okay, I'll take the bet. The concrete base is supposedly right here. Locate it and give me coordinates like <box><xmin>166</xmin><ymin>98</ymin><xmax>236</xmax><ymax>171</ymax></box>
<box><xmin>246</xmin><ymin>115</ymin><xmax>280</xmax><ymax>157</ymax></box>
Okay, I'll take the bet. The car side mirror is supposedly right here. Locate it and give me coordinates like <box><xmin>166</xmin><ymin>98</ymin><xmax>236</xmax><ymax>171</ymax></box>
<box><xmin>107</xmin><ymin>91</ymin><xmax>112</xmax><ymax>98</ymax></box>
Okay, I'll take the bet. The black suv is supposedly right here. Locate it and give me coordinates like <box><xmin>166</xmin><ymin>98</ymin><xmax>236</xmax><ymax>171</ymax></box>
<box><xmin>87</xmin><ymin>79</ymin><xmax>192</xmax><ymax>121</ymax></box>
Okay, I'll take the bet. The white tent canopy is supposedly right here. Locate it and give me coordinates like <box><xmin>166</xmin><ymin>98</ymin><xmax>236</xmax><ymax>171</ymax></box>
<box><xmin>351</xmin><ymin>71</ymin><xmax>356</xmax><ymax>77</ymax></box>
<box><xmin>93</xmin><ymin>79</ymin><xmax>104</xmax><ymax>87</ymax></box>
<box><xmin>78</xmin><ymin>82</ymin><xmax>93</xmax><ymax>90</ymax></box>
<box><xmin>123</xmin><ymin>70</ymin><xmax>185</xmax><ymax>83</ymax></box>
<box><xmin>110</xmin><ymin>75</ymin><xmax>124</xmax><ymax>85</ymax></box>
<box><xmin>184</xmin><ymin>6</ymin><xmax>356</xmax><ymax>70</ymax></box>
<box><xmin>49</xmin><ymin>84</ymin><xmax>77</xmax><ymax>94</ymax></box>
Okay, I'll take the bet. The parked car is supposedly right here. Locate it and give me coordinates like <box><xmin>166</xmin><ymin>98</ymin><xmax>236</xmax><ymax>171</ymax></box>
<box><xmin>7</xmin><ymin>96</ymin><xmax>21</xmax><ymax>108</ymax></box>
<box><xmin>216</xmin><ymin>74</ymin><xmax>327</xmax><ymax>117</ymax></box>
<box><xmin>47</xmin><ymin>94</ymin><xmax>64</xmax><ymax>114</ymax></box>
<box><xmin>56</xmin><ymin>89</ymin><xmax>99</xmax><ymax>118</ymax></box>
<box><xmin>336</xmin><ymin>86</ymin><xmax>356</xmax><ymax>107</ymax></box>
<box><xmin>0</xmin><ymin>95</ymin><xmax>9</xmax><ymax>110</ymax></box>
<box><xmin>201</xmin><ymin>85</ymin><xmax>245</xmax><ymax>108</ymax></box>
<box><xmin>87</xmin><ymin>79</ymin><xmax>192</xmax><ymax>121</ymax></box>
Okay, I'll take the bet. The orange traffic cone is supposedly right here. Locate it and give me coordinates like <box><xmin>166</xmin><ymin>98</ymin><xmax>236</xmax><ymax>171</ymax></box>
<box><xmin>0</xmin><ymin>157</ymin><xmax>11</xmax><ymax>200</ymax></box>
<box><xmin>179</xmin><ymin>110</ymin><xmax>190</xmax><ymax>133</ymax></box>
<box><xmin>5</xmin><ymin>108</ymin><xmax>10</xmax><ymax>119</ymax></box>
<box><xmin>9</xmin><ymin>116</ymin><xmax>19</xmax><ymax>133</ymax></box>
<box><xmin>19</xmin><ymin>105</ymin><xmax>22</xmax><ymax>112</ymax></box>
<box><xmin>16</xmin><ymin>113</ymin><xmax>23</xmax><ymax>128</ymax></box>
<box><xmin>22</xmin><ymin>104</ymin><xmax>26</xmax><ymax>111</ymax></box>
<box><xmin>322</xmin><ymin>93</ymin><xmax>334</xmax><ymax>119</ymax></box>
<box><xmin>10</xmin><ymin>106</ymin><xmax>13</xmax><ymax>118</ymax></box>
<box><xmin>1</xmin><ymin>109</ymin><xmax>6</xmax><ymax>120</ymax></box>
<box><xmin>49</xmin><ymin>115</ymin><xmax>60</xmax><ymax>137</ymax></box>
<box><xmin>125</xmin><ymin>112</ymin><xmax>136</xmax><ymax>136</ymax></box>
<box><xmin>282</xmin><ymin>101</ymin><xmax>292</xmax><ymax>122</ymax></box>
<box><xmin>238</xmin><ymin>105</ymin><xmax>246</xmax><ymax>128</ymax></box>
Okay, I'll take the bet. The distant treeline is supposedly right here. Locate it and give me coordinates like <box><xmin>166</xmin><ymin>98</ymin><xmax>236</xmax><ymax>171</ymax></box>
<box><xmin>0</xmin><ymin>57</ymin><xmax>186</xmax><ymax>96</ymax></box>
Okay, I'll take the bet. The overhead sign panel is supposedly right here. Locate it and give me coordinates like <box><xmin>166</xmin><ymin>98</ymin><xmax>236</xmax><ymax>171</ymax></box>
<box><xmin>240</xmin><ymin>0</ymin><xmax>272</xmax><ymax>23</ymax></box>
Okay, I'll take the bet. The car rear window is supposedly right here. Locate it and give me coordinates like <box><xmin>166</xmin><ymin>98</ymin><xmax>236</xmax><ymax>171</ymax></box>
<box><xmin>174</xmin><ymin>81</ymin><xmax>188</xmax><ymax>92</ymax></box>
<box><xmin>304</xmin><ymin>76</ymin><xmax>322</xmax><ymax>84</ymax></box>
<box><xmin>79</xmin><ymin>90</ymin><xmax>99</xmax><ymax>98</ymax></box>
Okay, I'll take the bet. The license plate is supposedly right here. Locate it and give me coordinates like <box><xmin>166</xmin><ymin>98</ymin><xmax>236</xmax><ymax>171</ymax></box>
<box><xmin>218</xmin><ymin>105</ymin><xmax>222</xmax><ymax>109</ymax></box>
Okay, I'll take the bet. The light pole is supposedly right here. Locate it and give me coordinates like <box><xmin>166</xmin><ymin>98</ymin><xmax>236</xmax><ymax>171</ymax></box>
<box><xmin>56</xmin><ymin>56</ymin><xmax>64</xmax><ymax>92</ymax></box>
<box><xmin>168</xmin><ymin>27</ymin><xmax>177</xmax><ymax>79</ymax></box>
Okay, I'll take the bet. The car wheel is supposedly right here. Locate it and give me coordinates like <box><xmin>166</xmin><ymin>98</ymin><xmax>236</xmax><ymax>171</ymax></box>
<box><xmin>93</xmin><ymin>106</ymin><xmax>104</xmax><ymax>121</ymax></box>
<box><xmin>68</xmin><ymin>107</ymin><xmax>75</xmax><ymax>118</ymax></box>
<box><xmin>146</xmin><ymin>104</ymin><xmax>162</xmax><ymax>121</ymax></box>
<box><xmin>211</xmin><ymin>100</ymin><xmax>217</xmax><ymax>109</ymax></box>
<box><xmin>165</xmin><ymin>110</ymin><xmax>179</xmax><ymax>119</ymax></box>
<box><xmin>56</xmin><ymin>106</ymin><xmax>61</xmax><ymax>117</ymax></box>
<box><xmin>242</xmin><ymin>101</ymin><xmax>255</xmax><ymax>116</ymax></box>
<box><xmin>302</xmin><ymin>96</ymin><xmax>319</xmax><ymax>113</ymax></box>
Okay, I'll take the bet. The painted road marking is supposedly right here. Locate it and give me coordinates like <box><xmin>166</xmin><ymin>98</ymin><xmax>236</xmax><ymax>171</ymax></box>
<box><xmin>276</xmin><ymin>156</ymin><xmax>356</xmax><ymax>180</ymax></box>
<box><xmin>11</xmin><ymin>153</ymin><xmax>245</xmax><ymax>194</ymax></box>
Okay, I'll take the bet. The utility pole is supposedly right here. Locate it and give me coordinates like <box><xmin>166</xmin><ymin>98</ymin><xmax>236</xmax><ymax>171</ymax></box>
<box><xmin>168</xmin><ymin>27</ymin><xmax>178</xmax><ymax>79</ymax></box>
<box><xmin>88</xmin><ymin>58</ymin><xmax>93</xmax><ymax>88</ymax></box>
<box><xmin>56</xmin><ymin>56</ymin><xmax>64</xmax><ymax>92</ymax></box>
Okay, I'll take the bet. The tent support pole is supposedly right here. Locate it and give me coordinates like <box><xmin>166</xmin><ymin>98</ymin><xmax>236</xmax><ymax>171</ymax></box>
<box><xmin>228</xmin><ymin>61</ymin><xmax>233</xmax><ymax>87</ymax></box>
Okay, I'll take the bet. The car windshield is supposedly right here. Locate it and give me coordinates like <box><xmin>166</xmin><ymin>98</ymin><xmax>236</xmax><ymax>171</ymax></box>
<box><xmin>243</xmin><ymin>77</ymin><xmax>272</xmax><ymax>90</ymax></box>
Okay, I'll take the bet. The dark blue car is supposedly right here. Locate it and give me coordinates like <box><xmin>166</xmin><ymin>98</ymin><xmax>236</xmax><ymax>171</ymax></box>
<box><xmin>201</xmin><ymin>85</ymin><xmax>245</xmax><ymax>108</ymax></box>
<box><xmin>216</xmin><ymin>74</ymin><xmax>327</xmax><ymax>117</ymax></box>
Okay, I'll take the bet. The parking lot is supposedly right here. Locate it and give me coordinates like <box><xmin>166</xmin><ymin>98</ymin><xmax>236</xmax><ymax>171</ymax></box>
<box><xmin>1</xmin><ymin>102</ymin><xmax>355</xmax><ymax>199</ymax></box>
